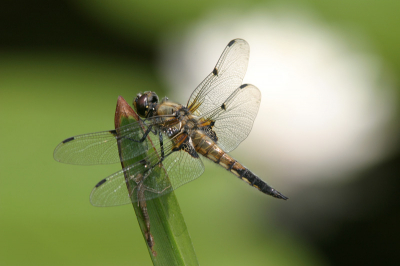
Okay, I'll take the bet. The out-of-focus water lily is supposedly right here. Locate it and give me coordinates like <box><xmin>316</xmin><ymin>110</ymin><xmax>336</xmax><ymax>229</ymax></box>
<box><xmin>159</xmin><ymin>8</ymin><xmax>397</xmax><ymax>187</ymax></box>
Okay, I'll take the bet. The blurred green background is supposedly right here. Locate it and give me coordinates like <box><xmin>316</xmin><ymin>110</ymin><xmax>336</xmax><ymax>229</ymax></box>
<box><xmin>1</xmin><ymin>1</ymin><xmax>400</xmax><ymax>265</ymax></box>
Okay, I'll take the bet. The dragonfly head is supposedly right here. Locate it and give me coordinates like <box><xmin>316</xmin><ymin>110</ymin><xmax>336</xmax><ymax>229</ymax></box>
<box><xmin>134</xmin><ymin>91</ymin><xmax>159</xmax><ymax>118</ymax></box>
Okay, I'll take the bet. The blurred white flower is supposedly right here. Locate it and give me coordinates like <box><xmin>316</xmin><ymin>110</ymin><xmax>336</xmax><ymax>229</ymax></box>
<box><xmin>158</xmin><ymin>8</ymin><xmax>397</xmax><ymax>186</ymax></box>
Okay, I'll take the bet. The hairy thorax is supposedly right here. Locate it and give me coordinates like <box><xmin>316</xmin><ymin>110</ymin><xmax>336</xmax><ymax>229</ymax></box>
<box><xmin>155</xmin><ymin>100</ymin><xmax>200</xmax><ymax>139</ymax></box>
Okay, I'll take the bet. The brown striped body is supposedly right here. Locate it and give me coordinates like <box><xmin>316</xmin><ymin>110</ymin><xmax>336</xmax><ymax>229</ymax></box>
<box><xmin>190</xmin><ymin>130</ymin><xmax>286</xmax><ymax>199</ymax></box>
<box><xmin>153</xmin><ymin>100</ymin><xmax>287</xmax><ymax>200</ymax></box>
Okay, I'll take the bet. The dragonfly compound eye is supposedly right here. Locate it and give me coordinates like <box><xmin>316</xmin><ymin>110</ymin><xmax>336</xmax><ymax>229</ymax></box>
<box><xmin>134</xmin><ymin>91</ymin><xmax>159</xmax><ymax>118</ymax></box>
<box><xmin>147</xmin><ymin>92</ymin><xmax>159</xmax><ymax>104</ymax></box>
<box><xmin>134</xmin><ymin>94</ymin><xmax>149</xmax><ymax>117</ymax></box>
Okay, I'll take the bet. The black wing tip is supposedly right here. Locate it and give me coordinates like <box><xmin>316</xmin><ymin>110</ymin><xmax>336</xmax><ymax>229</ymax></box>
<box><xmin>228</xmin><ymin>40</ymin><xmax>236</xmax><ymax>47</ymax></box>
<box><xmin>95</xmin><ymin>178</ymin><xmax>107</xmax><ymax>188</ymax></box>
<box><xmin>62</xmin><ymin>137</ymin><xmax>74</xmax><ymax>144</ymax></box>
<box><xmin>239</xmin><ymin>84</ymin><xmax>247</xmax><ymax>89</ymax></box>
<box><xmin>228</xmin><ymin>38</ymin><xmax>248</xmax><ymax>47</ymax></box>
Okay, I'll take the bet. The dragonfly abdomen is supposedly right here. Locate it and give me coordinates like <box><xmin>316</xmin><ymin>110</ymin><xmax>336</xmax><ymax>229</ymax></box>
<box><xmin>229</xmin><ymin>162</ymin><xmax>288</xmax><ymax>200</ymax></box>
<box><xmin>193</xmin><ymin>131</ymin><xmax>288</xmax><ymax>200</ymax></box>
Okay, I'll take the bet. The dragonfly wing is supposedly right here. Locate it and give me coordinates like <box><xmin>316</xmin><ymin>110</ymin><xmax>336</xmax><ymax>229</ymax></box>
<box><xmin>53</xmin><ymin>117</ymin><xmax>166</xmax><ymax>165</ymax></box>
<box><xmin>187</xmin><ymin>39</ymin><xmax>250</xmax><ymax>118</ymax></box>
<box><xmin>201</xmin><ymin>84</ymin><xmax>261</xmax><ymax>152</ymax></box>
<box><xmin>90</xmin><ymin>168</ymin><xmax>132</xmax><ymax>206</ymax></box>
<box><xmin>131</xmin><ymin>129</ymin><xmax>205</xmax><ymax>201</ymax></box>
<box><xmin>155</xmin><ymin>143</ymin><xmax>205</xmax><ymax>191</ymax></box>
<box><xmin>53</xmin><ymin>130</ymin><xmax>121</xmax><ymax>165</ymax></box>
<box><xmin>90</xmin><ymin>130</ymin><xmax>205</xmax><ymax>206</ymax></box>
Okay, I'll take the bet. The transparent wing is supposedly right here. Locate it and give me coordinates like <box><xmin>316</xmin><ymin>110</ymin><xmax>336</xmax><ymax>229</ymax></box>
<box><xmin>53</xmin><ymin>130</ymin><xmax>120</xmax><ymax>165</ymax></box>
<box><xmin>53</xmin><ymin>117</ymin><xmax>165</xmax><ymax>165</ymax></box>
<box><xmin>200</xmin><ymin>84</ymin><xmax>261</xmax><ymax>152</ymax></box>
<box><xmin>187</xmin><ymin>39</ymin><xmax>250</xmax><ymax>118</ymax></box>
<box><xmin>90</xmin><ymin>130</ymin><xmax>204</xmax><ymax>206</ymax></box>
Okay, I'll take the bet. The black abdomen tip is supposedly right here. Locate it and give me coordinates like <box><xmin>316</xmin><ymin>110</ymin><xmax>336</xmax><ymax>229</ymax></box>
<box><xmin>263</xmin><ymin>185</ymin><xmax>288</xmax><ymax>200</ymax></box>
<box><xmin>272</xmin><ymin>189</ymin><xmax>288</xmax><ymax>200</ymax></box>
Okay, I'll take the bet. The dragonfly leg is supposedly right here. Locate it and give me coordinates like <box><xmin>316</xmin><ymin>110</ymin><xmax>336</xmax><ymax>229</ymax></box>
<box><xmin>124</xmin><ymin>124</ymin><xmax>153</xmax><ymax>143</ymax></box>
<box><xmin>142</xmin><ymin>184</ymin><xmax>172</xmax><ymax>195</ymax></box>
<box><xmin>159</xmin><ymin>131</ymin><xmax>164</xmax><ymax>158</ymax></box>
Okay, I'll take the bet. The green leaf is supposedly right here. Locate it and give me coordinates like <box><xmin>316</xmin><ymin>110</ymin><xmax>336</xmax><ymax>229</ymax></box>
<box><xmin>114</xmin><ymin>96</ymin><xmax>198</xmax><ymax>265</ymax></box>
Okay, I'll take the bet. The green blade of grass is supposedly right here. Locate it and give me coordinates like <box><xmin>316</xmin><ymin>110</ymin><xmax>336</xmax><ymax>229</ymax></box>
<box><xmin>114</xmin><ymin>96</ymin><xmax>198</xmax><ymax>265</ymax></box>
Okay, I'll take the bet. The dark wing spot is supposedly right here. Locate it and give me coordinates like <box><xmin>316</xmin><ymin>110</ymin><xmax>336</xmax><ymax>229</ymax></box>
<box><xmin>212</xmin><ymin>67</ymin><xmax>219</xmax><ymax>76</ymax></box>
<box><xmin>109</xmin><ymin>130</ymin><xmax>117</xmax><ymax>136</ymax></box>
<box><xmin>174</xmin><ymin>135</ymin><xmax>199</xmax><ymax>158</ymax></box>
<box><xmin>95</xmin><ymin>178</ymin><xmax>107</xmax><ymax>187</ymax></box>
<box><xmin>221</xmin><ymin>103</ymin><xmax>226</xmax><ymax>110</ymax></box>
<box><xmin>200</xmin><ymin>121</ymin><xmax>218</xmax><ymax>142</ymax></box>
<box><xmin>182</xmin><ymin>142</ymin><xmax>199</xmax><ymax>158</ymax></box>
<box><xmin>228</xmin><ymin>40</ymin><xmax>235</xmax><ymax>47</ymax></box>
<box><xmin>62</xmin><ymin>137</ymin><xmax>74</xmax><ymax>144</ymax></box>
<box><xmin>239</xmin><ymin>84</ymin><xmax>247</xmax><ymax>89</ymax></box>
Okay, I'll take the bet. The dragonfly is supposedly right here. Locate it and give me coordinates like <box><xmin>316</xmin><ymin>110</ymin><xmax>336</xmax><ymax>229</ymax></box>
<box><xmin>54</xmin><ymin>38</ymin><xmax>287</xmax><ymax>252</ymax></box>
